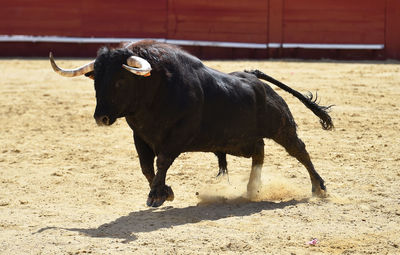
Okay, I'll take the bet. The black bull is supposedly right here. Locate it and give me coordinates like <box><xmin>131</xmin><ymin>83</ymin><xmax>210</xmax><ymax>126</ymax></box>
<box><xmin>50</xmin><ymin>40</ymin><xmax>333</xmax><ymax>207</ymax></box>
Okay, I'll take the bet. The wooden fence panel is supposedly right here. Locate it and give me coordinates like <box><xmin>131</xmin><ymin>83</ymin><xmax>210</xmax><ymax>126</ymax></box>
<box><xmin>167</xmin><ymin>0</ymin><xmax>268</xmax><ymax>43</ymax></box>
<box><xmin>268</xmin><ymin>0</ymin><xmax>284</xmax><ymax>45</ymax></box>
<box><xmin>386</xmin><ymin>0</ymin><xmax>400</xmax><ymax>59</ymax></box>
<box><xmin>282</xmin><ymin>0</ymin><xmax>386</xmax><ymax>44</ymax></box>
<box><xmin>0</xmin><ymin>0</ymin><xmax>82</xmax><ymax>37</ymax></box>
<box><xmin>80</xmin><ymin>0</ymin><xmax>167</xmax><ymax>38</ymax></box>
<box><xmin>0</xmin><ymin>0</ymin><xmax>167</xmax><ymax>38</ymax></box>
<box><xmin>0</xmin><ymin>0</ymin><xmax>398</xmax><ymax>59</ymax></box>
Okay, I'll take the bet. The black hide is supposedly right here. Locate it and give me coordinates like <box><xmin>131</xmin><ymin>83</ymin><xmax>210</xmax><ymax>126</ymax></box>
<box><xmin>90</xmin><ymin>40</ymin><xmax>333</xmax><ymax>207</ymax></box>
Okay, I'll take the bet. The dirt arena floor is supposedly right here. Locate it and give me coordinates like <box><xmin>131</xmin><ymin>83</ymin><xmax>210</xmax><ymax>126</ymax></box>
<box><xmin>1</xmin><ymin>57</ymin><xmax>399</xmax><ymax>254</ymax></box>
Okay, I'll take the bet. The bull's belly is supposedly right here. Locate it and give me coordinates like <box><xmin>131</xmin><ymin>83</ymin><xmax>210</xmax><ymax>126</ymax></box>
<box><xmin>184</xmin><ymin>135</ymin><xmax>261</xmax><ymax>158</ymax></box>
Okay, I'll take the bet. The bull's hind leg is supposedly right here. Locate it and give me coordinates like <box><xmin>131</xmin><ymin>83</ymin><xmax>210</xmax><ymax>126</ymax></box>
<box><xmin>215</xmin><ymin>152</ymin><xmax>228</xmax><ymax>177</ymax></box>
<box><xmin>273</xmin><ymin>131</ymin><xmax>327</xmax><ymax>197</ymax></box>
<box><xmin>247</xmin><ymin>139</ymin><xmax>265</xmax><ymax>198</ymax></box>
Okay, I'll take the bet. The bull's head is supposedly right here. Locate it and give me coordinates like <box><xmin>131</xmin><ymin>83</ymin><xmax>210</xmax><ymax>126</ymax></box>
<box><xmin>49</xmin><ymin>48</ymin><xmax>152</xmax><ymax>126</ymax></box>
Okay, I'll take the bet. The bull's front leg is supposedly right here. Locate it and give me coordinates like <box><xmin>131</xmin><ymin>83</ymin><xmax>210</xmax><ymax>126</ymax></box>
<box><xmin>133</xmin><ymin>133</ymin><xmax>155</xmax><ymax>186</ymax></box>
<box><xmin>147</xmin><ymin>154</ymin><xmax>176</xmax><ymax>207</ymax></box>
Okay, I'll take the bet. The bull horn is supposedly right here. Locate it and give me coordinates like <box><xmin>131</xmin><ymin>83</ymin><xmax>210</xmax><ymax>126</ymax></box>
<box><xmin>49</xmin><ymin>52</ymin><xmax>95</xmax><ymax>77</ymax></box>
<box><xmin>122</xmin><ymin>56</ymin><xmax>152</xmax><ymax>76</ymax></box>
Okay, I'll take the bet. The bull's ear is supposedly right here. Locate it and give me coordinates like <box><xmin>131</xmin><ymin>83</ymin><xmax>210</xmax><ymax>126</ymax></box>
<box><xmin>84</xmin><ymin>71</ymin><xmax>95</xmax><ymax>80</ymax></box>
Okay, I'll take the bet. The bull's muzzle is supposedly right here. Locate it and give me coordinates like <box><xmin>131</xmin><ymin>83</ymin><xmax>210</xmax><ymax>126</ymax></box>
<box><xmin>95</xmin><ymin>115</ymin><xmax>112</xmax><ymax>126</ymax></box>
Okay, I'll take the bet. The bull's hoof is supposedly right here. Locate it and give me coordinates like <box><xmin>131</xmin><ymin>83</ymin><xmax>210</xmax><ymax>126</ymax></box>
<box><xmin>146</xmin><ymin>185</ymin><xmax>174</xmax><ymax>207</ymax></box>
<box><xmin>216</xmin><ymin>168</ymin><xmax>227</xmax><ymax>178</ymax></box>
<box><xmin>312</xmin><ymin>183</ymin><xmax>328</xmax><ymax>198</ymax></box>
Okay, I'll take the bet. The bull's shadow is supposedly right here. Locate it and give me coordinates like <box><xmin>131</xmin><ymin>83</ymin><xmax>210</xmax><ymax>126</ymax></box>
<box><xmin>44</xmin><ymin>199</ymin><xmax>307</xmax><ymax>243</ymax></box>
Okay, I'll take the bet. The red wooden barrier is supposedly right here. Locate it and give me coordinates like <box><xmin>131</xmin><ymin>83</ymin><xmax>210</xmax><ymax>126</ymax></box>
<box><xmin>0</xmin><ymin>0</ymin><xmax>167</xmax><ymax>38</ymax></box>
<box><xmin>282</xmin><ymin>0</ymin><xmax>385</xmax><ymax>44</ymax></box>
<box><xmin>0</xmin><ymin>0</ymin><xmax>398</xmax><ymax>59</ymax></box>
<box><xmin>80</xmin><ymin>0</ymin><xmax>167</xmax><ymax>38</ymax></box>
<box><xmin>386</xmin><ymin>0</ymin><xmax>400</xmax><ymax>59</ymax></box>
<box><xmin>167</xmin><ymin>0</ymin><xmax>268</xmax><ymax>43</ymax></box>
<box><xmin>0</xmin><ymin>1</ymin><xmax>81</xmax><ymax>37</ymax></box>
<box><xmin>268</xmin><ymin>0</ymin><xmax>284</xmax><ymax>45</ymax></box>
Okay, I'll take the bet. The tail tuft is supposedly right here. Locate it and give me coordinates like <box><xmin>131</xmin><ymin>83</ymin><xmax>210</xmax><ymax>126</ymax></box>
<box><xmin>245</xmin><ymin>69</ymin><xmax>334</xmax><ymax>130</ymax></box>
<box><xmin>304</xmin><ymin>92</ymin><xmax>334</xmax><ymax>130</ymax></box>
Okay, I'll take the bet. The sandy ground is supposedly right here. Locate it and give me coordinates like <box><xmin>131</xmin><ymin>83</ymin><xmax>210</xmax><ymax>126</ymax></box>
<box><xmin>0</xmin><ymin>56</ymin><xmax>399</xmax><ymax>254</ymax></box>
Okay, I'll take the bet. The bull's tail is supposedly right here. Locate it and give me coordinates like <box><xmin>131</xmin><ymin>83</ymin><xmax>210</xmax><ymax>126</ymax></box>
<box><xmin>245</xmin><ymin>69</ymin><xmax>334</xmax><ymax>130</ymax></box>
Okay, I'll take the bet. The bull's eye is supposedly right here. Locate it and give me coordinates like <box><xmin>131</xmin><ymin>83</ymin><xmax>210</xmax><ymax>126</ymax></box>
<box><xmin>115</xmin><ymin>81</ymin><xmax>122</xmax><ymax>88</ymax></box>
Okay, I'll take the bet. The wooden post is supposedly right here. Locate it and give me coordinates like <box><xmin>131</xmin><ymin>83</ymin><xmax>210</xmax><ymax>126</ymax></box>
<box><xmin>268</xmin><ymin>0</ymin><xmax>284</xmax><ymax>57</ymax></box>
<box><xmin>386</xmin><ymin>0</ymin><xmax>400</xmax><ymax>59</ymax></box>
